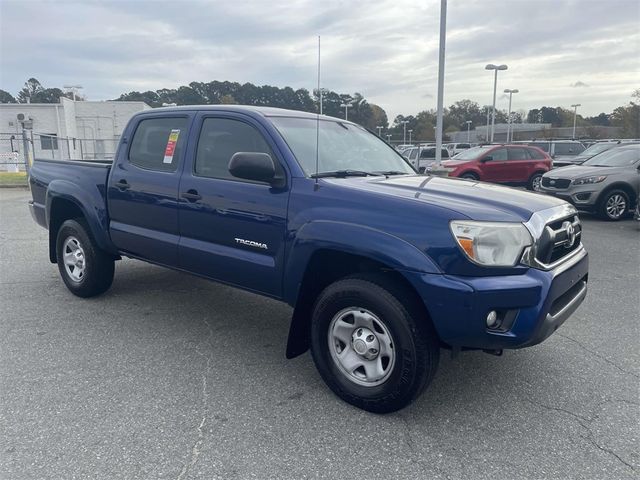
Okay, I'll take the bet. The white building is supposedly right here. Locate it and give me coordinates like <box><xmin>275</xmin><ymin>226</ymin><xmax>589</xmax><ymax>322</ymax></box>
<box><xmin>0</xmin><ymin>97</ymin><xmax>150</xmax><ymax>165</ymax></box>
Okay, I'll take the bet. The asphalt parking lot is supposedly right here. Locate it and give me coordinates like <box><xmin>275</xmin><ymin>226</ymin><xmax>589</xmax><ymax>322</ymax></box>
<box><xmin>1</xmin><ymin>187</ymin><xmax>638</xmax><ymax>480</ymax></box>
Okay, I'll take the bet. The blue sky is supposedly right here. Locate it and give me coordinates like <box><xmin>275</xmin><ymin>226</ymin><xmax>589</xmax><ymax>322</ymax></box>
<box><xmin>1</xmin><ymin>0</ymin><xmax>638</xmax><ymax>119</ymax></box>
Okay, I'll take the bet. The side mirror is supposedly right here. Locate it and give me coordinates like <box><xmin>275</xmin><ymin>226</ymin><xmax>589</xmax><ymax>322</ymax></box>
<box><xmin>229</xmin><ymin>152</ymin><xmax>284</xmax><ymax>187</ymax></box>
<box><xmin>481</xmin><ymin>155</ymin><xmax>493</xmax><ymax>162</ymax></box>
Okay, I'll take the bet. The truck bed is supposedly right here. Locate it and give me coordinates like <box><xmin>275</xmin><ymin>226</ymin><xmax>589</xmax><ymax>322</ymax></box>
<box><xmin>29</xmin><ymin>158</ymin><xmax>112</xmax><ymax>230</ymax></box>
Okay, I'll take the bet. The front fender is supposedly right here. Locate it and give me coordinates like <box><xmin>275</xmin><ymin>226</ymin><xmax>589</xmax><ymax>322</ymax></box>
<box><xmin>46</xmin><ymin>180</ymin><xmax>117</xmax><ymax>255</ymax></box>
<box><xmin>282</xmin><ymin>220</ymin><xmax>441</xmax><ymax>305</ymax></box>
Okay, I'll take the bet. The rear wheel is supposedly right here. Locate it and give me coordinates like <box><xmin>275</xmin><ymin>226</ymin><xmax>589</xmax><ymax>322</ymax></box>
<box><xmin>528</xmin><ymin>172</ymin><xmax>543</xmax><ymax>191</ymax></box>
<box><xmin>56</xmin><ymin>219</ymin><xmax>115</xmax><ymax>297</ymax></box>
<box><xmin>310</xmin><ymin>274</ymin><xmax>440</xmax><ymax>413</ymax></box>
<box><xmin>598</xmin><ymin>190</ymin><xmax>629</xmax><ymax>221</ymax></box>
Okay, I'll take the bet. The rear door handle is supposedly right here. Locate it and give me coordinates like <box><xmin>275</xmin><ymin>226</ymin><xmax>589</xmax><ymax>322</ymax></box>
<box><xmin>182</xmin><ymin>190</ymin><xmax>201</xmax><ymax>202</ymax></box>
<box><xmin>114</xmin><ymin>179</ymin><xmax>130</xmax><ymax>190</ymax></box>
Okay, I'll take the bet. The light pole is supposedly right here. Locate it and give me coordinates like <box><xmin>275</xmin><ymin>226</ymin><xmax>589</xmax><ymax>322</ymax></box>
<box><xmin>408</xmin><ymin>129</ymin><xmax>413</xmax><ymax>144</ymax></box>
<box><xmin>571</xmin><ymin>103</ymin><xmax>581</xmax><ymax>139</ymax></box>
<box><xmin>401</xmin><ymin>120</ymin><xmax>409</xmax><ymax>144</ymax></box>
<box><xmin>386</xmin><ymin>134</ymin><xmax>392</xmax><ymax>143</ymax></box>
<box><xmin>485</xmin><ymin>63</ymin><xmax>508</xmax><ymax>142</ymax></box>
<box><xmin>485</xmin><ymin>107</ymin><xmax>490</xmax><ymax>142</ymax></box>
<box><xmin>435</xmin><ymin>0</ymin><xmax>447</xmax><ymax>164</ymax></box>
<box><xmin>376</xmin><ymin>126</ymin><xmax>383</xmax><ymax>137</ymax></box>
<box><xmin>465</xmin><ymin>120</ymin><xmax>472</xmax><ymax>142</ymax></box>
<box><xmin>340</xmin><ymin>103</ymin><xmax>352</xmax><ymax>120</ymax></box>
<box><xmin>504</xmin><ymin>88</ymin><xmax>519</xmax><ymax>143</ymax></box>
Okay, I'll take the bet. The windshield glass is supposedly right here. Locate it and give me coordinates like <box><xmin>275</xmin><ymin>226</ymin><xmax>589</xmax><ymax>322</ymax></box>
<box><xmin>583</xmin><ymin>148</ymin><xmax>639</xmax><ymax>167</ymax></box>
<box><xmin>270</xmin><ymin>117</ymin><xmax>415</xmax><ymax>176</ymax></box>
<box><xmin>581</xmin><ymin>143</ymin><xmax>615</xmax><ymax>156</ymax></box>
<box><xmin>452</xmin><ymin>145</ymin><xmax>492</xmax><ymax>160</ymax></box>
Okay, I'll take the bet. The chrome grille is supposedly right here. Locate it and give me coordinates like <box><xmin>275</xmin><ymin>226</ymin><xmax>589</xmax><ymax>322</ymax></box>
<box><xmin>541</xmin><ymin>177</ymin><xmax>571</xmax><ymax>189</ymax></box>
<box><xmin>535</xmin><ymin>214</ymin><xmax>582</xmax><ymax>266</ymax></box>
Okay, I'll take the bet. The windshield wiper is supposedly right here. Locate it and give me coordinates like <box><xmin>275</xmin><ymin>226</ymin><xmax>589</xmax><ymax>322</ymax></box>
<box><xmin>311</xmin><ymin>169</ymin><xmax>375</xmax><ymax>178</ymax></box>
<box><xmin>371</xmin><ymin>170</ymin><xmax>409</xmax><ymax>176</ymax></box>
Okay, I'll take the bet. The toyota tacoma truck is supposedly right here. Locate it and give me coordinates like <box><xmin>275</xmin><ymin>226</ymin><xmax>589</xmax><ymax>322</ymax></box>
<box><xmin>28</xmin><ymin>106</ymin><xmax>589</xmax><ymax>413</ymax></box>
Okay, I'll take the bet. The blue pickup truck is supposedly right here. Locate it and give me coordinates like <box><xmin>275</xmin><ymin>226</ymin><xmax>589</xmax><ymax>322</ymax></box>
<box><xmin>28</xmin><ymin>106</ymin><xmax>589</xmax><ymax>413</ymax></box>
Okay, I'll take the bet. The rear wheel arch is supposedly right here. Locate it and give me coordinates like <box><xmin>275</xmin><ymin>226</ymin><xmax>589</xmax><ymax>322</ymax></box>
<box><xmin>286</xmin><ymin>249</ymin><xmax>439</xmax><ymax>359</ymax></box>
<box><xmin>48</xmin><ymin>197</ymin><xmax>86</xmax><ymax>263</ymax></box>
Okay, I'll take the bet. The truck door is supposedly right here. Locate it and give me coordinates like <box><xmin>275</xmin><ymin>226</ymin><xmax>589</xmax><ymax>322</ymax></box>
<box><xmin>108</xmin><ymin>113</ymin><xmax>192</xmax><ymax>266</ymax></box>
<box><xmin>177</xmin><ymin>112</ymin><xmax>289</xmax><ymax>297</ymax></box>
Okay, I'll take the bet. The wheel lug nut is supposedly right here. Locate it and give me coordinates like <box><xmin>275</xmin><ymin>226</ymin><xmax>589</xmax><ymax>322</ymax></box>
<box><xmin>369</xmin><ymin>348</ymin><xmax>377</xmax><ymax>354</ymax></box>
<box><xmin>366</xmin><ymin>335</ymin><xmax>375</xmax><ymax>342</ymax></box>
<box><xmin>357</xmin><ymin>329</ymin><xmax>363</xmax><ymax>336</ymax></box>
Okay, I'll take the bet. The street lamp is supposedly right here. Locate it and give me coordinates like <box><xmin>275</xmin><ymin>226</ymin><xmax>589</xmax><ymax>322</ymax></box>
<box><xmin>465</xmin><ymin>120</ymin><xmax>472</xmax><ymax>142</ymax></box>
<box><xmin>401</xmin><ymin>120</ymin><xmax>409</xmax><ymax>144</ymax></box>
<box><xmin>408</xmin><ymin>129</ymin><xmax>413</xmax><ymax>144</ymax></box>
<box><xmin>386</xmin><ymin>134</ymin><xmax>392</xmax><ymax>143</ymax></box>
<box><xmin>504</xmin><ymin>88</ymin><xmax>519</xmax><ymax>143</ymax></box>
<box><xmin>485</xmin><ymin>63</ymin><xmax>508</xmax><ymax>142</ymax></box>
<box><xmin>376</xmin><ymin>126</ymin><xmax>383</xmax><ymax>137</ymax></box>
<box><xmin>340</xmin><ymin>103</ymin><xmax>352</xmax><ymax>120</ymax></box>
<box><xmin>571</xmin><ymin>103</ymin><xmax>581</xmax><ymax>139</ymax></box>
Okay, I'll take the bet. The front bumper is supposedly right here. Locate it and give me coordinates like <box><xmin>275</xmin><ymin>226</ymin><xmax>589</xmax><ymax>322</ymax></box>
<box><xmin>406</xmin><ymin>246</ymin><xmax>589</xmax><ymax>350</ymax></box>
<box><xmin>540</xmin><ymin>184</ymin><xmax>599</xmax><ymax>210</ymax></box>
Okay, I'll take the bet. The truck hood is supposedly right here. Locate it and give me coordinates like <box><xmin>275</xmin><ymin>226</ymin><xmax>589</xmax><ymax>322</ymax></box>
<box><xmin>325</xmin><ymin>174</ymin><xmax>567</xmax><ymax>222</ymax></box>
<box><xmin>544</xmin><ymin>164</ymin><xmax>629</xmax><ymax>179</ymax></box>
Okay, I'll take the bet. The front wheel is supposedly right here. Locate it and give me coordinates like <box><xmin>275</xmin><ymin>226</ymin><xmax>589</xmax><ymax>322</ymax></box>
<box><xmin>56</xmin><ymin>219</ymin><xmax>115</xmax><ymax>297</ymax></box>
<box><xmin>598</xmin><ymin>190</ymin><xmax>629</xmax><ymax>221</ymax></box>
<box><xmin>310</xmin><ymin>274</ymin><xmax>440</xmax><ymax>413</ymax></box>
<box><xmin>460</xmin><ymin>172</ymin><xmax>478</xmax><ymax>180</ymax></box>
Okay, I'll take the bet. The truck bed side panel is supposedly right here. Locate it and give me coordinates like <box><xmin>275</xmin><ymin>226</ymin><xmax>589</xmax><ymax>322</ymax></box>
<box><xmin>29</xmin><ymin>159</ymin><xmax>117</xmax><ymax>254</ymax></box>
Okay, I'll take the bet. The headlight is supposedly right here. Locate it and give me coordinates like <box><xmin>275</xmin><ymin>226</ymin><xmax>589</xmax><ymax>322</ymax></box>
<box><xmin>572</xmin><ymin>175</ymin><xmax>606</xmax><ymax>185</ymax></box>
<box><xmin>450</xmin><ymin>221</ymin><xmax>533</xmax><ymax>267</ymax></box>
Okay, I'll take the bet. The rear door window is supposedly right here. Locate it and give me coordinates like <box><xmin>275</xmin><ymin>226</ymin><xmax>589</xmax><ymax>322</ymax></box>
<box><xmin>508</xmin><ymin>147</ymin><xmax>529</xmax><ymax>160</ymax></box>
<box><xmin>129</xmin><ymin>117</ymin><xmax>188</xmax><ymax>172</ymax></box>
<box><xmin>488</xmin><ymin>148</ymin><xmax>508</xmax><ymax>161</ymax></box>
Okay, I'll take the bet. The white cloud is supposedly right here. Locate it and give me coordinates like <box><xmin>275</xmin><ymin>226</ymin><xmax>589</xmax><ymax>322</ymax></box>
<box><xmin>1</xmin><ymin>0</ymin><xmax>638</xmax><ymax>118</ymax></box>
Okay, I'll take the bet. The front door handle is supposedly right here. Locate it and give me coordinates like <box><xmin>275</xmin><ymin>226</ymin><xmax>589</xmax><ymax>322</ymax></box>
<box><xmin>114</xmin><ymin>179</ymin><xmax>130</xmax><ymax>191</ymax></box>
<box><xmin>182</xmin><ymin>189</ymin><xmax>202</xmax><ymax>202</ymax></box>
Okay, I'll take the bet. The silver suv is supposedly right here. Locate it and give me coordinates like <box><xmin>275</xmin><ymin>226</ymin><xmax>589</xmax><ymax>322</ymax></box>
<box><xmin>540</xmin><ymin>144</ymin><xmax>640</xmax><ymax>220</ymax></box>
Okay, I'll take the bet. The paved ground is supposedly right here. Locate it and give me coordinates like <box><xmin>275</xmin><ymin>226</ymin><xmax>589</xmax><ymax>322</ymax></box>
<box><xmin>1</xmin><ymin>187</ymin><xmax>638</xmax><ymax>480</ymax></box>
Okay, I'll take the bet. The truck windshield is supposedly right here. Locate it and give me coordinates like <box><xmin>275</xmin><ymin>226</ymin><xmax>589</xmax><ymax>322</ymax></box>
<box><xmin>270</xmin><ymin>117</ymin><xmax>414</xmax><ymax>176</ymax></box>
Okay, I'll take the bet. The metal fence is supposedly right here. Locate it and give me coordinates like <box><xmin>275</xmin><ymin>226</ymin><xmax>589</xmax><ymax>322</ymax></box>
<box><xmin>0</xmin><ymin>131</ymin><xmax>120</xmax><ymax>172</ymax></box>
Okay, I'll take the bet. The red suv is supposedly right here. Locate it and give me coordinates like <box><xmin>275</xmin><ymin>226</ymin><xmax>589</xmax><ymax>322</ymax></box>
<box><xmin>441</xmin><ymin>145</ymin><xmax>552</xmax><ymax>191</ymax></box>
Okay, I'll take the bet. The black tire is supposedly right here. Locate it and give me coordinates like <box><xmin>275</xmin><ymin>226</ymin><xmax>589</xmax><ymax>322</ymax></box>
<box><xmin>310</xmin><ymin>274</ymin><xmax>440</xmax><ymax>413</ymax></box>
<box><xmin>460</xmin><ymin>172</ymin><xmax>478</xmax><ymax>180</ymax></box>
<box><xmin>527</xmin><ymin>172</ymin><xmax>544</xmax><ymax>191</ymax></box>
<box><xmin>56</xmin><ymin>219</ymin><xmax>114</xmax><ymax>297</ymax></box>
<box><xmin>597</xmin><ymin>189</ymin><xmax>629</xmax><ymax>221</ymax></box>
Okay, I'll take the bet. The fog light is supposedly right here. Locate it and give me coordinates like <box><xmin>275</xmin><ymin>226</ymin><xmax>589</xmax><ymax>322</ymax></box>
<box><xmin>486</xmin><ymin>310</ymin><xmax>499</xmax><ymax>328</ymax></box>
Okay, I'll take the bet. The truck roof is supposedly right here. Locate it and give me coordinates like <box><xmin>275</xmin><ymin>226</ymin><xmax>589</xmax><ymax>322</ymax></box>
<box><xmin>149</xmin><ymin>104</ymin><xmax>344</xmax><ymax>121</ymax></box>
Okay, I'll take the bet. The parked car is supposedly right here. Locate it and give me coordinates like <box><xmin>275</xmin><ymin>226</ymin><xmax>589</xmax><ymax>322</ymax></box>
<box><xmin>446</xmin><ymin>142</ymin><xmax>472</xmax><ymax>156</ymax></box>
<box><xmin>552</xmin><ymin>141</ymin><xmax>628</xmax><ymax>168</ymax></box>
<box><xmin>518</xmin><ymin>140</ymin><xmax>585</xmax><ymax>167</ymax></box>
<box><xmin>28</xmin><ymin>105</ymin><xmax>588</xmax><ymax>413</ymax></box>
<box><xmin>442</xmin><ymin>144</ymin><xmax>552</xmax><ymax>190</ymax></box>
<box><xmin>403</xmin><ymin>146</ymin><xmax>450</xmax><ymax>171</ymax></box>
<box><xmin>540</xmin><ymin>144</ymin><xmax>640</xmax><ymax>220</ymax></box>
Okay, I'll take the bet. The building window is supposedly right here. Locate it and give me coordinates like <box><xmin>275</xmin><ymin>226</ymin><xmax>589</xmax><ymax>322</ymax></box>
<box><xmin>40</xmin><ymin>134</ymin><xmax>58</xmax><ymax>150</ymax></box>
